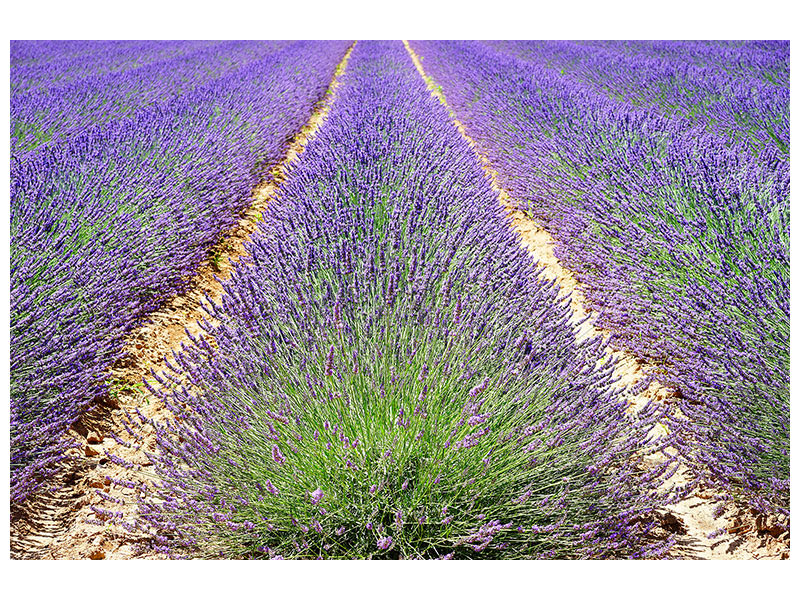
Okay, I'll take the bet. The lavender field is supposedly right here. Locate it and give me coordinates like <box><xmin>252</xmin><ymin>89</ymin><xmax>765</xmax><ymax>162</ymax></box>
<box><xmin>9</xmin><ymin>39</ymin><xmax>789</xmax><ymax>560</ymax></box>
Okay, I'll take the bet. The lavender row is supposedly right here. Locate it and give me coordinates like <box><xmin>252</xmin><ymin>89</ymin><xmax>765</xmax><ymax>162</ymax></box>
<box><xmin>11</xmin><ymin>40</ymin><xmax>293</xmax><ymax>156</ymax></box>
<box><xmin>487</xmin><ymin>41</ymin><xmax>789</xmax><ymax>157</ymax></box>
<box><xmin>135</xmin><ymin>41</ymin><xmax>672</xmax><ymax>560</ymax></box>
<box><xmin>10</xmin><ymin>41</ymin><xmax>352</xmax><ymax>502</ymax></box>
<box><xmin>410</xmin><ymin>41</ymin><xmax>789</xmax><ymax>515</ymax></box>
<box><xmin>10</xmin><ymin>41</ymin><xmax>214</xmax><ymax>94</ymax></box>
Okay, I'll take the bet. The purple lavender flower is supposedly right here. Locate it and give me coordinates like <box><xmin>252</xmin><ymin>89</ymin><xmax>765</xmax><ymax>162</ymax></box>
<box><xmin>310</xmin><ymin>488</ymin><xmax>324</xmax><ymax>505</ymax></box>
<box><xmin>271</xmin><ymin>445</ymin><xmax>286</xmax><ymax>465</ymax></box>
<box><xmin>468</xmin><ymin>377</ymin><xmax>490</xmax><ymax>398</ymax></box>
<box><xmin>376</xmin><ymin>536</ymin><xmax>394</xmax><ymax>550</ymax></box>
<box><xmin>264</xmin><ymin>480</ymin><xmax>279</xmax><ymax>496</ymax></box>
<box><xmin>325</xmin><ymin>345</ymin><xmax>335</xmax><ymax>377</ymax></box>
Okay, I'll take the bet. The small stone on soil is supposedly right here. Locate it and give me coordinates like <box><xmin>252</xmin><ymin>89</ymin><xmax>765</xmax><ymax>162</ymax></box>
<box><xmin>756</xmin><ymin>514</ymin><xmax>787</xmax><ymax>537</ymax></box>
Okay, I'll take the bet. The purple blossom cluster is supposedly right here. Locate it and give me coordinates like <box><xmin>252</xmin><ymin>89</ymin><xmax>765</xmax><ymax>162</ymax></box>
<box><xmin>410</xmin><ymin>41</ymin><xmax>789</xmax><ymax>515</ymax></box>
<box><xmin>10</xmin><ymin>41</ymin><xmax>351</xmax><ymax>502</ymax></box>
<box><xmin>138</xmin><ymin>41</ymin><xmax>672</xmax><ymax>559</ymax></box>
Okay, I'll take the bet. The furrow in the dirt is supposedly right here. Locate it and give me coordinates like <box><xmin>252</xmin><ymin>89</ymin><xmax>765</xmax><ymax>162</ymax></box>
<box><xmin>10</xmin><ymin>42</ymin><xmax>357</xmax><ymax>561</ymax></box>
<box><xmin>402</xmin><ymin>40</ymin><xmax>787</xmax><ymax>560</ymax></box>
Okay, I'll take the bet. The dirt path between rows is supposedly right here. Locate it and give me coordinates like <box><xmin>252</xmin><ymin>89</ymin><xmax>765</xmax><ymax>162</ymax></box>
<box><xmin>10</xmin><ymin>42</ymin><xmax>356</xmax><ymax>560</ymax></box>
<box><xmin>403</xmin><ymin>40</ymin><xmax>788</xmax><ymax>560</ymax></box>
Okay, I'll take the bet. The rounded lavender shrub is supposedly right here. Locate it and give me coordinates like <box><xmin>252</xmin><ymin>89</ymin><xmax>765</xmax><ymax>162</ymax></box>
<box><xmin>410</xmin><ymin>40</ymin><xmax>789</xmax><ymax>517</ymax></box>
<box><xmin>10</xmin><ymin>41</ymin><xmax>351</xmax><ymax>502</ymax></box>
<box><xmin>138</xmin><ymin>42</ymin><xmax>671</xmax><ymax>559</ymax></box>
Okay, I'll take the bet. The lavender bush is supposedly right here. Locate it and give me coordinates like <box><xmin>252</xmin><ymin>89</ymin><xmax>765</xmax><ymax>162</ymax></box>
<box><xmin>10</xmin><ymin>41</ymin><xmax>351</xmax><ymax>502</ymax></box>
<box><xmin>135</xmin><ymin>41</ymin><xmax>672</xmax><ymax>560</ymax></box>
<box><xmin>410</xmin><ymin>41</ymin><xmax>789</xmax><ymax>516</ymax></box>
